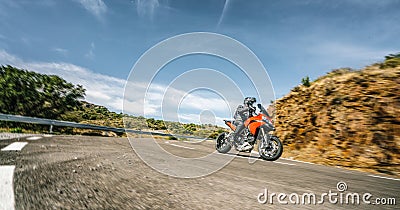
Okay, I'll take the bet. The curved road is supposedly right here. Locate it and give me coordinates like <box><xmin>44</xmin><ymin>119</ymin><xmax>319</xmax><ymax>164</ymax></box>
<box><xmin>0</xmin><ymin>135</ymin><xmax>398</xmax><ymax>209</ymax></box>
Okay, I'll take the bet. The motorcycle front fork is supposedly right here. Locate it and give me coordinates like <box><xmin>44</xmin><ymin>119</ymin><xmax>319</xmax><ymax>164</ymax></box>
<box><xmin>260</xmin><ymin>128</ymin><xmax>271</xmax><ymax>148</ymax></box>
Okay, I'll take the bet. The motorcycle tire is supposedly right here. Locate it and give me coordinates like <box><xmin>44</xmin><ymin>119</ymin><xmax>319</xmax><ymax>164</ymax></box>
<box><xmin>258</xmin><ymin>135</ymin><xmax>283</xmax><ymax>161</ymax></box>
<box><xmin>216</xmin><ymin>132</ymin><xmax>231</xmax><ymax>153</ymax></box>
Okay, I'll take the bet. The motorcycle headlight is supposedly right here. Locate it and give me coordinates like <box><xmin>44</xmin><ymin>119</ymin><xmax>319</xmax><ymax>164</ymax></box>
<box><xmin>262</xmin><ymin>115</ymin><xmax>268</xmax><ymax>122</ymax></box>
<box><xmin>262</xmin><ymin>116</ymin><xmax>273</xmax><ymax>126</ymax></box>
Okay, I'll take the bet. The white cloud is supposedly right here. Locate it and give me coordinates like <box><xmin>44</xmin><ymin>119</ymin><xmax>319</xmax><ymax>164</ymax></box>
<box><xmin>0</xmin><ymin>49</ymin><xmax>234</xmax><ymax>125</ymax></box>
<box><xmin>86</xmin><ymin>90</ymin><xmax>111</xmax><ymax>101</ymax></box>
<box><xmin>123</xmin><ymin>81</ymin><xmax>233</xmax><ymax>125</ymax></box>
<box><xmin>135</xmin><ymin>0</ymin><xmax>160</xmax><ymax>19</ymax></box>
<box><xmin>85</xmin><ymin>42</ymin><xmax>95</xmax><ymax>59</ymax></box>
<box><xmin>77</xmin><ymin>0</ymin><xmax>107</xmax><ymax>19</ymax></box>
<box><xmin>0</xmin><ymin>49</ymin><xmax>124</xmax><ymax>112</ymax></box>
<box><xmin>0</xmin><ymin>50</ymin><xmax>19</xmax><ymax>63</ymax></box>
<box><xmin>52</xmin><ymin>47</ymin><xmax>68</xmax><ymax>56</ymax></box>
<box><xmin>217</xmin><ymin>0</ymin><xmax>231</xmax><ymax>28</ymax></box>
<box><xmin>178</xmin><ymin>113</ymin><xmax>228</xmax><ymax>127</ymax></box>
<box><xmin>179</xmin><ymin>94</ymin><xmax>229</xmax><ymax>112</ymax></box>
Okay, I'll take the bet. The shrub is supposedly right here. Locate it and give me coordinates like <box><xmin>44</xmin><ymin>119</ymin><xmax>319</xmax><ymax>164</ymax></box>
<box><xmin>209</xmin><ymin>132</ymin><xmax>219</xmax><ymax>139</ymax></box>
<box><xmin>301</xmin><ymin>76</ymin><xmax>311</xmax><ymax>87</ymax></box>
<box><xmin>168</xmin><ymin>136</ymin><xmax>178</xmax><ymax>140</ymax></box>
<box><xmin>291</xmin><ymin>86</ymin><xmax>301</xmax><ymax>92</ymax></box>
<box><xmin>380</xmin><ymin>53</ymin><xmax>400</xmax><ymax>69</ymax></box>
<box><xmin>10</xmin><ymin>127</ymin><xmax>23</xmax><ymax>133</ymax></box>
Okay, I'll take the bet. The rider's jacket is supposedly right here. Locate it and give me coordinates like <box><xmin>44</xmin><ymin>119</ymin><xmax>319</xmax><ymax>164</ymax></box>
<box><xmin>233</xmin><ymin>105</ymin><xmax>255</xmax><ymax>125</ymax></box>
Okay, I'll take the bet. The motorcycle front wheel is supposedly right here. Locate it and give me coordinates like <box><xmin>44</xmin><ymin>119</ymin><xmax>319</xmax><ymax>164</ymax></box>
<box><xmin>215</xmin><ymin>132</ymin><xmax>231</xmax><ymax>153</ymax></box>
<box><xmin>258</xmin><ymin>135</ymin><xmax>283</xmax><ymax>161</ymax></box>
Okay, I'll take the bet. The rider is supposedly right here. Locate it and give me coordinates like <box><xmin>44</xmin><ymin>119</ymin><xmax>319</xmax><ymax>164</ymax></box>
<box><xmin>233</xmin><ymin>97</ymin><xmax>256</xmax><ymax>151</ymax></box>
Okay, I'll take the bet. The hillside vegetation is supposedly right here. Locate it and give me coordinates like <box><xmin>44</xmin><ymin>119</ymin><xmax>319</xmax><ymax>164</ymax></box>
<box><xmin>63</xmin><ymin>102</ymin><xmax>225</xmax><ymax>138</ymax></box>
<box><xmin>0</xmin><ymin>65</ymin><xmax>86</xmax><ymax>133</ymax></box>
<box><xmin>0</xmin><ymin>65</ymin><xmax>225</xmax><ymax>138</ymax></box>
<box><xmin>0</xmin><ymin>65</ymin><xmax>85</xmax><ymax>119</ymax></box>
<box><xmin>275</xmin><ymin>53</ymin><xmax>400</xmax><ymax>176</ymax></box>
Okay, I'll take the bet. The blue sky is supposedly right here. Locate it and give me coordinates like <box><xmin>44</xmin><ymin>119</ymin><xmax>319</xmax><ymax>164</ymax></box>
<box><xmin>0</xmin><ymin>0</ymin><xmax>399</xmax><ymax>124</ymax></box>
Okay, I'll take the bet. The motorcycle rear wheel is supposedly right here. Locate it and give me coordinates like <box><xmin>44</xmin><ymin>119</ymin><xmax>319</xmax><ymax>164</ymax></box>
<box><xmin>215</xmin><ymin>132</ymin><xmax>231</xmax><ymax>153</ymax></box>
<box><xmin>258</xmin><ymin>135</ymin><xmax>283</xmax><ymax>161</ymax></box>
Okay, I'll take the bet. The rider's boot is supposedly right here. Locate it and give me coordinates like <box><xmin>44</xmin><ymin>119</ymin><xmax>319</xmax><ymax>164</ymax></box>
<box><xmin>232</xmin><ymin>132</ymin><xmax>252</xmax><ymax>151</ymax></box>
<box><xmin>237</xmin><ymin>141</ymin><xmax>252</xmax><ymax>151</ymax></box>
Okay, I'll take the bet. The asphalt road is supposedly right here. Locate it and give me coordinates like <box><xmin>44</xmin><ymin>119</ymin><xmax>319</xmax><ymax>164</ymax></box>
<box><xmin>0</xmin><ymin>135</ymin><xmax>398</xmax><ymax>209</ymax></box>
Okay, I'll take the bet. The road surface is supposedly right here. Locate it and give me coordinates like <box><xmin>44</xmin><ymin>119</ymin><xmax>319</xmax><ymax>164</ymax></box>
<box><xmin>0</xmin><ymin>135</ymin><xmax>398</xmax><ymax>209</ymax></box>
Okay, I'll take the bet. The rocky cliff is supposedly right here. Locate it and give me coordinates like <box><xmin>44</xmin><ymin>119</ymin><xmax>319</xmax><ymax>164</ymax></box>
<box><xmin>275</xmin><ymin>64</ymin><xmax>400</xmax><ymax>176</ymax></box>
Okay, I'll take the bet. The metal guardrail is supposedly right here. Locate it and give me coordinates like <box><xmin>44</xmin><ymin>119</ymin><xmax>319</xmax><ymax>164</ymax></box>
<box><xmin>0</xmin><ymin>113</ymin><xmax>124</xmax><ymax>133</ymax></box>
<box><xmin>0</xmin><ymin>113</ymin><xmax>211</xmax><ymax>140</ymax></box>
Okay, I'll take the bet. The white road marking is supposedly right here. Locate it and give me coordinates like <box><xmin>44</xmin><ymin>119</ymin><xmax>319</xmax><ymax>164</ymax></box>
<box><xmin>274</xmin><ymin>161</ymin><xmax>296</xmax><ymax>166</ymax></box>
<box><xmin>216</xmin><ymin>152</ymin><xmax>295</xmax><ymax>165</ymax></box>
<box><xmin>1</xmin><ymin>142</ymin><xmax>28</xmax><ymax>151</ymax></box>
<box><xmin>280</xmin><ymin>157</ymin><xmax>315</xmax><ymax>165</ymax></box>
<box><xmin>26</xmin><ymin>136</ymin><xmax>42</xmax><ymax>140</ymax></box>
<box><xmin>250</xmin><ymin>151</ymin><xmax>296</xmax><ymax>165</ymax></box>
<box><xmin>0</xmin><ymin>165</ymin><xmax>16</xmax><ymax>210</ymax></box>
<box><xmin>251</xmin><ymin>151</ymin><xmax>259</xmax><ymax>156</ymax></box>
<box><xmin>165</xmin><ymin>144</ymin><xmax>398</xmax><ymax>181</ymax></box>
<box><xmin>368</xmin><ymin>175</ymin><xmax>400</xmax><ymax>181</ymax></box>
<box><xmin>185</xmin><ymin>140</ymin><xmax>213</xmax><ymax>144</ymax></box>
<box><xmin>216</xmin><ymin>153</ymin><xmax>249</xmax><ymax>160</ymax></box>
<box><xmin>169</xmin><ymin>143</ymin><xmax>194</xmax><ymax>149</ymax></box>
<box><xmin>0</xmin><ymin>133</ymin><xmax>33</xmax><ymax>140</ymax></box>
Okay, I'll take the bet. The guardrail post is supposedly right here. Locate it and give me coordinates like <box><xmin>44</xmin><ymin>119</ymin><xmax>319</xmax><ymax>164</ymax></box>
<box><xmin>49</xmin><ymin>124</ymin><xmax>53</xmax><ymax>133</ymax></box>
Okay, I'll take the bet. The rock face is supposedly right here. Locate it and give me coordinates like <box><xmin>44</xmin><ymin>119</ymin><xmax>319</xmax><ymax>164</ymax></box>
<box><xmin>274</xmin><ymin>65</ymin><xmax>400</xmax><ymax>176</ymax></box>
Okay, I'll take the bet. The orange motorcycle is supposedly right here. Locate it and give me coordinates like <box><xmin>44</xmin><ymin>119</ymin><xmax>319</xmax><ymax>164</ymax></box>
<box><xmin>216</xmin><ymin>103</ymin><xmax>283</xmax><ymax>161</ymax></box>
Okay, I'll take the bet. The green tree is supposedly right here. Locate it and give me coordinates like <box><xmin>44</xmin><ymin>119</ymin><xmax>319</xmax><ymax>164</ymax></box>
<box><xmin>380</xmin><ymin>53</ymin><xmax>400</xmax><ymax>69</ymax></box>
<box><xmin>301</xmin><ymin>76</ymin><xmax>311</xmax><ymax>87</ymax></box>
<box><xmin>0</xmin><ymin>65</ymin><xmax>85</xmax><ymax>119</ymax></box>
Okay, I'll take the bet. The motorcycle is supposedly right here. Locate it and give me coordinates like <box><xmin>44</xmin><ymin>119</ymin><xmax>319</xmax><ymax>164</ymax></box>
<box><xmin>215</xmin><ymin>103</ymin><xmax>283</xmax><ymax>161</ymax></box>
